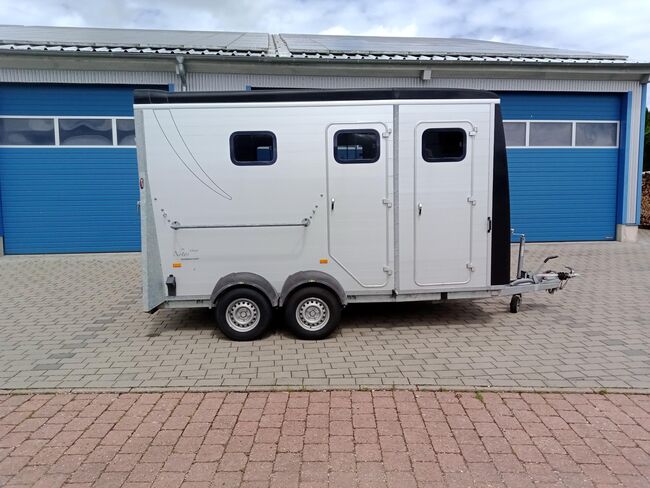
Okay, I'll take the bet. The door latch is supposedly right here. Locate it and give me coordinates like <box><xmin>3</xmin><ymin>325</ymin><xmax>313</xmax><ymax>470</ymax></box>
<box><xmin>383</xmin><ymin>266</ymin><xmax>393</xmax><ymax>276</ymax></box>
<box><xmin>466</xmin><ymin>263</ymin><xmax>475</xmax><ymax>271</ymax></box>
<box><xmin>331</xmin><ymin>198</ymin><xmax>335</xmax><ymax>211</ymax></box>
<box><xmin>418</xmin><ymin>203</ymin><xmax>423</xmax><ymax>216</ymax></box>
<box><xmin>382</xmin><ymin>198</ymin><xmax>393</xmax><ymax>208</ymax></box>
<box><xmin>467</xmin><ymin>197</ymin><xmax>476</xmax><ymax>206</ymax></box>
<box><xmin>487</xmin><ymin>217</ymin><xmax>492</xmax><ymax>233</ymax></box>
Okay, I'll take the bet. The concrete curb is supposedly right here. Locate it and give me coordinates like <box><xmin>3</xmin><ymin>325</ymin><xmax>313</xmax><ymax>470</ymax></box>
<box><xmin>2</xmin><ymin>385</ymin><xmax>650</xmax><ymax>396</ymax></box>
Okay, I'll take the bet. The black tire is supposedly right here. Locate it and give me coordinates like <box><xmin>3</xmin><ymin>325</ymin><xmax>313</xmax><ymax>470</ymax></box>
<box><xmin>215</xmin><ymin>288</ymin><xmax>272</xmax><ymax>341</ymax></box>
<box><xmin>283</xmin><ymin>286</ymin><xmax>342</xmax><ymax>340</ymax></box>
<box><xmin>509</xmin><ymin>294</ymin><xmax>522</xmax><ymax>314</ymax></box>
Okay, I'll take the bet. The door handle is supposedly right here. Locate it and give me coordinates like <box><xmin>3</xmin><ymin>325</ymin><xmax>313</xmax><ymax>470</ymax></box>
<box><xmin>331</xmin><ymin>198</ymin><xmax>335</xmax><ymax>211</ymax></box>
<box><xmin>418</xmin><ymin>203</ymin><xmax>423</xmax><ymax>216</ymax></box>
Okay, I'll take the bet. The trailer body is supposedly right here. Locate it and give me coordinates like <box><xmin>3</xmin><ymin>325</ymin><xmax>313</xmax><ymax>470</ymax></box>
<box><xmin>134</xmin><ymin>88</ymin><xmax>569</xmax><ymax>339</ymax></box>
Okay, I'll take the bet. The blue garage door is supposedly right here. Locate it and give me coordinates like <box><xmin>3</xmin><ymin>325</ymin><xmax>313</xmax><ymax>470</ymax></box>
<box><xmin>0</xmin><ymin>84</ymin><xmax>141</xmax><ymax>254</ymax></box>
<box><xmin>499</xmin><ymin>92</ymin><xmax>621</xmax><ymax>242</ymax></box>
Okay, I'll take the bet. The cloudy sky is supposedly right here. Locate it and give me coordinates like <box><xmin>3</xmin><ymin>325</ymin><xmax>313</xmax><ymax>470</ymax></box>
<box><xmin>0</xmin><ymin>0</ymin><xmax>648</xmax><ymax>61</ymax></box>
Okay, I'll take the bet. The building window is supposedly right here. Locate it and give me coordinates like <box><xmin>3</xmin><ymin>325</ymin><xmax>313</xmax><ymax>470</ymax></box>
<box><xmin>334</xmin><ymin>130</ymin><xmax>380</xmax><ymax>164</ymax></box>
<box><xmin>503</xmin><ymin>122</ymin><xmax>526</xmax><ymax>147</ymax></box>
<box><xmin>116</xmin><ymin>119</ymin><xmax>136</xmax><ymax>146</ymax></box>
<box><xmin>422</xmin><ymin>128</ymin><xmax>467</xmax><ymax>162</ymax></box>
<box><xmin>529</xmin><ymin>122</ymin><xmax>572</xmax><ymax>147</ymax></box>
<box><xmin>504</xmin><ymin>120</ymin><xmax>619</xmax><ymax>148</ymax></box>
<box><xmin>575</xmin><ymin>122</ymin><xmax>618</xmax><ymax>147</ymax></box>
<box><xmin>59</xmin><ymin>118</ymin><xmax>114</xmax><ymax>146</ymax></box>
<box><xmin>0</xmin><ymin>118</ymin><xmax>55</xmax><ymax>145</ymax></box>
<box><xmin>230</xmin><ymin>131</ymin><xmax>276</xmax><ymax>165</ymax></box>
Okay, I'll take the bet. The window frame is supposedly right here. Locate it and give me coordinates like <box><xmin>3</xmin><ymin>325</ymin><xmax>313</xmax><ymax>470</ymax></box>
<box><xmin>421</xmin><ymin>127</ymin><xmax>468</xmax><ymax>163</ymax></box>
<box><xmin>0</xmin><ymin>117</ymin><xmax>57</xmax><ymax>146</ymax></box>
<box><xmin>333</xmin><ymin>129</ymin><xmax>381</xmax><ymax>164</ymax></box>
<box><xmin>229</xmin><ymin>130</ymin><xmax>277</xmax><ymax>166</ymax></box>
<box><xmin>0</xmin><ymin>115</ymin><xmax>136</xmax><ymax>148</ymax></box>
<box><xmin>504</xmin><ymin>120</ymin><xmax>620</xmax><ymax>149</ymax></box>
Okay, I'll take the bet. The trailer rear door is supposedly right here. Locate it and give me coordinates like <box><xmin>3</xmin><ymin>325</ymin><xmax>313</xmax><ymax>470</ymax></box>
<box><xmin>326</xmin><ymin>123</ymin><xmax>392</xmax><ymax>288</ymax></box>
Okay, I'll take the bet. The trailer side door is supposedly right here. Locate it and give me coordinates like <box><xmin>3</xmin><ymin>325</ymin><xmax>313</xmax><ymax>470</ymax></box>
<box><xmin>326</xmin><ymin>123</ymin><xmax>392</xmax><ymax>288</ymax></box>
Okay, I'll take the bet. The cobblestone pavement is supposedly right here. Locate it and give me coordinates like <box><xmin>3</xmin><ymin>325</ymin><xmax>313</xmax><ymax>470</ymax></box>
<box><xmin>0</xmin><ymin>231</ymin><xmax>649</xmax><ymax>392</ymax></box>
<box><xmin>1</xmin><ymin>391</ymin><xmax>650</xmax><ymax>488</ymax></box>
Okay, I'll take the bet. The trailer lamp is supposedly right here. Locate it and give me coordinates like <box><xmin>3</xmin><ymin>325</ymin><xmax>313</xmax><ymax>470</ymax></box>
<box><xmin>172</xmin><ymin>262</ymin><xmax>182</xmax><ymax>268</ymax></box>
<box><xmin>320</xmin><ymin>259</ymin><xmax>329</xmax><ymax>264</ymax></box>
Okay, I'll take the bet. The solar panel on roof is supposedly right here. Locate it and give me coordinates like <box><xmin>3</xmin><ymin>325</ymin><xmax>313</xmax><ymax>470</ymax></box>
<box><xmin>0</xmin><ymin>25</ymin><xmax>270</xmax><ymax>51</ymax></box>
<box><xmin>279</xmin><ymin>33</ymin><xmax>619</xmax><ymax>59</ymax></box>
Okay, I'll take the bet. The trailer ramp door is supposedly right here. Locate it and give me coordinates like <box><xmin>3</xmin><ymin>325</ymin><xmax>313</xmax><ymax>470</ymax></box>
<box><xmin>327</xmin><ymin>123</ymin><xmax>391</xmax><ymax>288</ymax></box>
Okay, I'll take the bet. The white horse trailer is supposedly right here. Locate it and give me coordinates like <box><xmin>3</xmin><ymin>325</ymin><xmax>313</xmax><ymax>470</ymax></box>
<box><xmin>134</xmin><ymin>88</ymin><xmax>575</xmax><ymax>340</ymax></box>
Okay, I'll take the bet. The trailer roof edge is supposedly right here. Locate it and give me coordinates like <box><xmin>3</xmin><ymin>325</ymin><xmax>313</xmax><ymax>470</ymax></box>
<box><xmin>133</xmin><ymin>88</ymin><xmax>500</xmax><ymax>105</ymax></box>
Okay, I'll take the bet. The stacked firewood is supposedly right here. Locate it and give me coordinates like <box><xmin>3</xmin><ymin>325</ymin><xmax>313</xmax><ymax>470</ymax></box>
<box><xmin>642</xmin><ymin>172</ymin><xmax>650</xmax><ymax>227</ymax></box>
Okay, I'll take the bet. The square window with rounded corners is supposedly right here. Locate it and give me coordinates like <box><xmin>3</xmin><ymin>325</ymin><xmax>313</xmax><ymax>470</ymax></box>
<box><xmin>422</xmin><ymin>128</ymin><xmax>467</xmax><ymax>162</ymax></box>
<box><xmin>334</xmin><ymin>129</ymin><xmax>380</xmax><ymax>164</ymax></box>
<box><xmin>230</xmin><ymin>131</ymin><xmax>277</xmax><ymax>165</ymax></box>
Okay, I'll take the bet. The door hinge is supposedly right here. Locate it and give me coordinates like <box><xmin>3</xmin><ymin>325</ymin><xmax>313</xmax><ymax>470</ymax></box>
<box><xmin>382</xmin><ymin>198</ymin><xmax>393</xmax><ymax>208</ymax></box>
<box><xmin>382</xmin><ymin>128</ymin><xmax>392</xmax><ymax>138</ymax></box>
<box><xmin>467</xmin><ymin>197</ymin><xmax>476</xmax><ymax>206</ymax></box>
<box><xmin>466</xmin><ymin>263</ymin><xmax>475</xmax><ymax>272</ymax></box>
<box><xmin>383</xmin><ymin>266</ymin><xmax>393</xmax><ymax>276</ymax></box>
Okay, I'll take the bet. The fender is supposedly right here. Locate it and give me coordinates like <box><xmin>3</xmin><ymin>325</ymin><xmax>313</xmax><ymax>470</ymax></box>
<box><xmin>210</xmin><ymin>272</ymin><xmax>279</xmax><ymax>307</ymax></box>
<box><xmin>280</xmin><ymin>270</ymin><xmax>347</xmax><ymax>307</ymax></box>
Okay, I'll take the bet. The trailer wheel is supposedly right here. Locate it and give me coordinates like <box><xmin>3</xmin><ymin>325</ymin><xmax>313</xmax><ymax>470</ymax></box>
<box><xmin>509</xmin><ymin>294</ymin><xmax>522</xmax><ymax>314</ymax></box>
<box><xmin>215</xmin><ymin>288</ymin><xmax>272</xmax><ymax>341</ymax></box>
<box><xmin>284</xmin><ymin>286</ymin><xmax>342</xmax><ymax>340</ymax></box>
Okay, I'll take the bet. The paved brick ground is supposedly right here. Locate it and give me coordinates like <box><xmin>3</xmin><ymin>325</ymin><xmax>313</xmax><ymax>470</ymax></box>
<box><xmin>1</xmin><ymin>391</ymin><xmax>650</xmax><ymax>488</ymax></box>
<box><xmin>0</xmin><ymin>231</ymin><xmax>649</xmax><ymax>391</ymax></box>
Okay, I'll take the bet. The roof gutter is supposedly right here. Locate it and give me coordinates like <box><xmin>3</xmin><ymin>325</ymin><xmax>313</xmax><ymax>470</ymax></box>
<box><xmin>1</xmin><ymin>49</ymin><xmax>649</xmax><ymax>82</ymax></box>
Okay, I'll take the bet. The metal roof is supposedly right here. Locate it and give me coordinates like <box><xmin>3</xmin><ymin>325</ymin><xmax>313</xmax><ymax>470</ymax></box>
<box><xmin>0</xmin><ymin>24</ymin><xmax>630</xmax><ymax>64</ymax></box>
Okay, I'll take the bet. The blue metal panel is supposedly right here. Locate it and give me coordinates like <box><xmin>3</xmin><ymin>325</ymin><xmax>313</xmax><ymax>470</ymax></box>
<box><xmin>508</xmin><ymin>148</ymin><xmax>618</xmax><ymax>241</ymax></box>
<box><xmin>498</xmin><ymin>92</ymin><xmax>621</xmax><ymax>121</ymax></box>
<box><xmin>498</xmin><ymin>92</ymin><xmax>622</xmax><ymax>241</ymax></box>
<box><xmin>0</xmin><ymin>148</ymin><xmax>140</xmax><ymax>253</ymax></box>
<box><xmin>0</xmin><ymin>84</ymin><xmax>136</xmax><ymax>116</ymax></box>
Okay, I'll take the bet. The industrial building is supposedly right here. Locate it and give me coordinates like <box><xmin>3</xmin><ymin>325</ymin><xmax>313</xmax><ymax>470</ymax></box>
<box><xmin>0</xmin><ymin>25</ymin><xmax>647</xmax><ymax>255</ymax></box>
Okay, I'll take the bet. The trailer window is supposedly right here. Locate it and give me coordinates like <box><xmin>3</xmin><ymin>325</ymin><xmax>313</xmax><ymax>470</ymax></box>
<box><xmin>230</xmin><ymin>131</ymin><xmax>276</xmax><ymax>165</ymax></box>
<box><xmin>422</xmin><ymin>128</ymin><xmax>466</xmax><ymax>162</ymax></box>
<box><xmin>334</xmin><ymin>130</ymin><xmax>380</xmax><ymax>164</ymax></box>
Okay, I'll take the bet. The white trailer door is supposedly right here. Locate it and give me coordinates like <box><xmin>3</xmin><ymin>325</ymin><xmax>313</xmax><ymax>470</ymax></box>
<box><xmin>327</xmin><ymin>123</ymin><xmax>391</xmax><ymax>288</ymax></box>
<box><xmin>414</xmin><ymin>121</ymin><xmax>476</xmax><ymax>286</ymax></box>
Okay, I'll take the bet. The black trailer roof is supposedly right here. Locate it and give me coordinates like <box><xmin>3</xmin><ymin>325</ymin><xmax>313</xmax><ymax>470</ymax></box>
<box><xmin>134</xmin><ymin>88</ymin><xmax>499</xmax><ymax>105</ymax></box>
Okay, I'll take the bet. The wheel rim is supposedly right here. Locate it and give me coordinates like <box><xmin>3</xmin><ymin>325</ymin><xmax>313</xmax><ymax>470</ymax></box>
<box><xmin>225</xmin><ymin>298</ymin><xmax>260</xmax><ymax>332</ymax></box>
<box><xmin>295</xmin><ymin>297</ymin><xmax>330</xmax><ymax>331</ymax></box>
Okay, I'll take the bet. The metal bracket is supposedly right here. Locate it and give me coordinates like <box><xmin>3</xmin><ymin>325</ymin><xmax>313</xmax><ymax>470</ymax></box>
<box><xmin>469</xmin><ymin>126</ymin><xmax>478</xmax><ymax>136</ymax></box>
<box><xmin>467</xmin><ymin>197</ymin><xmax>476</xmax><ymax>206</ymax></box>
<box><xmin>382</xmin><ymin>198</ymin><xmax>393</xmax><ymax>208</ymax></box>
<box><xmin>383</xmin><ymin>266</ymin><xmax>393</xmax><ymax>276</ymax></box>
<box><xmin>382</xmin><ymin>128</ymin><xmax>392</xmax><ymax>138</ymax></box>
<box><xmin>466</xmin><ymin>263</ymin><xmax>475</xmax><ymax>272</ymax></box>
